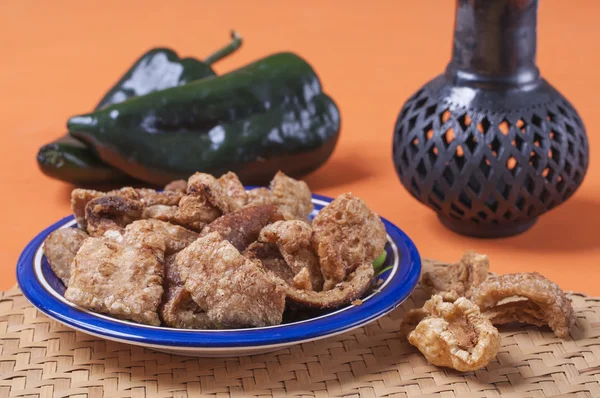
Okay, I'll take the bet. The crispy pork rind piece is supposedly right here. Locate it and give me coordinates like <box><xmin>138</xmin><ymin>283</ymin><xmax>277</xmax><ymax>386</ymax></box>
<box><xmin>176</xmin><ymin>232</ymin><xmax>286</xmax><ymax>328</ymax></box>
<box><xmin>421</xmin><ymin>251</ymin><xmax>490</xmax><ymax>302</ymax></box>
<box><xmin>123</xmin><ymin>219</ymin><xmax>198</xmax><ymax>255</ymax></box>
<box><xmin>217</xmin><ymin>171</ymin><xmax>248</xmax><ymax>211</ymax></box>
<box><xmin>201</xmin><ymin>205</ymin><xmax>284</xmax><ymax>251</ymax></box>
<box><xmin>164</xmin><ymin>179</ymin><xmax>187</xmax><ymax>193</ymax></box>
<box><xmin>269</xmin><ymin>171</ymin><xmax>313</xmax><ymax>221</ymax></box>
<box><xmin>144</xmin><ymin>172</ymin><xmax>247</xmax><ymax>232</ymax></box>
<box><xmin>275</xmin><ymin>262</ymin><xmax>373</xmax><ymax>309</ymax></box>
<box><xmin>246</xmin><ymin>241</ymin><xmax>374</xmax><ymax>310</ymax></box>
<box><xmin>42</xmin><ymin>228</ymin><xmax>88</xmax><ymax>285</ymax></box>
<box><xmin>71</xmin><ymin>187</ymin><xmax>183</xmax><ymax>230</ymax></box>
<box><xmin>246</xmin><ymin>188</ymin><xmax>274</xmax><ymax>207</ymax></box>
<box><xmin>64</xmin><ymin>231</ymin><xmax>166</xmax><ymax>326</ymax></box>
<box><xmin>404</xmin><ymin>295</ymin><xmax>501</xmax><ymax>372</ymax></box>
<box><xmin>85</xmin><ymin>192</ymin><xmax>144</xmax><ymax>237</ymax></box>
<box><xmin>257</xmin><ymin>220</ymin><xmax>323</xmax><ymax>291</ymax></box>
<box><xmin>159</xmin><ymin>255</ymin><xmax>213</xmax><ymax>329</ymax></box>
<box><xmin>471</xmin><ymin>272</ymin><xmax>575</xmax><ymax>338</ymax></box>
<box><xmin>71</xmin><ymin>189</ymin><xmax>104</xmax><ymax>228</ymax></box>
<box><xmin>133</xmin><ymin>188</ymin><xmax>184</xmax><ymax>207</ymax></box>
<box><xmin>312</xmin><ymin>192</ymin><xmax>387</xmax><ymax>290</ymax></box>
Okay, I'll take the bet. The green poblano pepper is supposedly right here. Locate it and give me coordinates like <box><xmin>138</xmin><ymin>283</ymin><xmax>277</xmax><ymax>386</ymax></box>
<box><xmin>67</xmin><ymin>53</ymin><xmax>341</xmax><ymax>186</ymax></box>
<box><xmin>37</xmin><ymin>32</ymin><xmax>242</xmax><ymax>185</ymax></box>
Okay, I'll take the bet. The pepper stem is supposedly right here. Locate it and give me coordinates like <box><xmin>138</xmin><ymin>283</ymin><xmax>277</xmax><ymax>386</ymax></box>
<box><xmin>204</xmin><ymin>30</ymin><xmax>243</xmax><ymax>65</ymax></box>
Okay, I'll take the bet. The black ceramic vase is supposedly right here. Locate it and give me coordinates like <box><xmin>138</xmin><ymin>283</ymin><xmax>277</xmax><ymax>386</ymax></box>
<box><xmin>392</xmin><ymin>0</ymin><xmax>589</xmax><ymax>238</ymax></box>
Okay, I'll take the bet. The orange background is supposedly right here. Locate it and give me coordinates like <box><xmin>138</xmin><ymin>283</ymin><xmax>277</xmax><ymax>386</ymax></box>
<box><xmin>1</xmin><ymin>0</ymin><xmax>598</xmax><ymax>294</ymax></box>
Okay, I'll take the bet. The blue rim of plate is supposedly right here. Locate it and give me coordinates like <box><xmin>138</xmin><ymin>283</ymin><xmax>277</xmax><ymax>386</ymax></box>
<box><xmin>17</xmin><ymin>192</ymin><xmax>421</xmax><ymax>349</ymax></box>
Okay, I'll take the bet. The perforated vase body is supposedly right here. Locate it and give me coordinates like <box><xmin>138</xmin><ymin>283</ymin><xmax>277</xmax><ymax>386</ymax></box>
<box><xmin>392</xmin><ymin>0</ymin><xmax>588</xmax><ymax>238</ymax></box>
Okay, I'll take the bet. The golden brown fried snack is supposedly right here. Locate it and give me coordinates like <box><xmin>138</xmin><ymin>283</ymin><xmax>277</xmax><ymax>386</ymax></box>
<box><xmin>71</xmin><ymin>187</ymin><xmax>183</xmax><ymax>229</ymax></box>
<box><xmin>217</xmin><ymin>171</ymin><xmax>248</xmax><ymax>211</ymax></box>
<box><xmin>270</xmin><ymin>171</ymin><xmax>313</xmax><ymax>221</ymax></box>
<box><xmin>71</xmin><ymin>189</ymin><xmax>104</xmax><ymax>228</ymax></box>
<box><xmin>246</xmin><ymin>241</ymin><xmax>374</xmax><ymax>309</ymax></box>
<box><xmin>312</xmin><ymin>192</ymin><xmax>387</xmax><ymax>290</ymax></box>
<box><xmin>144</xmin><ymin>172</ymin><xmax>247</xmax><ymax>232</ymax></box>
<box><xmin>177</xmin><ymin>232</ymin><xmax>286</xmax><ymax>328</ymax></box>
<box><xmin>471</xmin><ymin>272</ymin><xmax>575</xmax><ymax>338</ymax></box>
<box><xmin>159</xmin><ymin>255</ymin><xmax>213</xmax><ymax>329</ymax></box>
<box><xmin>258</xmin><ymin>220</ymin><xmax>323</xmax><ymax>291</ymax></box>
<box><xmin>187</xmin><ymin>172</ymin><xmax>243</xmax><ymax>214</ymax></box>
<box><xmin>244</xmin><ymin>242</ymin><xmax>296</xmax><ymax>284</ymax></box>
<box><xmin>201</xmin><ymin>205</ymin><xmax>283</xmax><ymax>251</ymax></box>
<box><xmin>273</xmin><ymin>262</ymin><xmax>374</xmax><ymax>309</ymax></box>
<box><xmin>164</xmin><ymin>179</ymin><xmax>187</xmax><ymax>193</ymax></box>
<box><xmin>123</xmin><ymin>219</ymin><xmax>198</xmax><ymax>255</ymax></box>
<box><xmin>421</xmin><ymin>251</ymin><xmax>489</xmax><ymax>301</ymax></box>
<box><xmin>246</xmin><ymin>188</ymin><xmax>273</xmax><ymax>207</ymax></box>
<box><xmin>64</xmin><ymin>232</ymin><xmax>165</xmax><ymax>326</ymax></box>
<box><xmin>133</xmin><ymin>188</ymin><xmax>184</xmax><ymax>207</ymax></box>
<box><xmin>42</xmin><ymin>228</ymin><xmax>88</xmax><ymax>285</ymax></box>
<box><xmin>404</xmin><ymin>295</ymin><xmax>501</xmax><ymax>372</ymax></box>
<box><xmin>85</xmin><ymin>193</ymin><xmax>144</xmax><ymax>237</ymax></box>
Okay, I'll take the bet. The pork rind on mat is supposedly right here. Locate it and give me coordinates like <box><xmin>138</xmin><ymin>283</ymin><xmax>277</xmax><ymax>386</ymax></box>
<box><xmin>402</xmin><ymin>295</ymin><xmax>501</xmax><ymax>372</ymax></box>
<box><xmin>159</xmin><ymin>255</ymin><xmax>213</xmax><ymax>329</ymax></box>
<box><xmin>258</xmin><ymin>220</ymin><xmax>323</xmax><ymax>291</ymax></box>
<box><xmin>64</xmin><ymin>231</ymin><xmax>165</xmax><ymax>326</ymax></box>
<box><xmin>42</xmin><ymin>228</ymin><xmax>88</xmax><ymax>285</ymax></box>
<box><xmin>421</xmin><ymin>251</ymin><xmax>489</xmax><ymax>301</ymax></box>
<box><xmin>312</xmin><ymin>192</ymin><xmax>386</xmax><ymax>290</ymax></box>
<box><xmin>176</xmin><ymin>232</ymin><xmax>286</xmax><ymax>328</ymax></box>
<box><xmin>471</xmin><ymin>272</ymin><xmax>575</xmax><ymax>338</ymax></box>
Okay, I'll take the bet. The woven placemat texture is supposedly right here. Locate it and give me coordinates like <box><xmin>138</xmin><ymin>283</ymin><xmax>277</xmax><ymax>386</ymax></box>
<box><xmin>2</xmin><ymin>260</ymin><xmax>600</xmax><ymax>398</ymax></box>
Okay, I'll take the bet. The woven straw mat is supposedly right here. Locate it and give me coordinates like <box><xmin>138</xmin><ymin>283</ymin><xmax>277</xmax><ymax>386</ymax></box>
<box><xmin>2</xmin><ymin>259</ymin><xmax>600</xmax><ymax>398</ymax></box>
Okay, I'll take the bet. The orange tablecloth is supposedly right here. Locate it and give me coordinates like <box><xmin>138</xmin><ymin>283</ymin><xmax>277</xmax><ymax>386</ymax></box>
<box><xmin>1</xmin><ymin>1</ymin><xmax>598</xmax><ymax>294</ymax></box>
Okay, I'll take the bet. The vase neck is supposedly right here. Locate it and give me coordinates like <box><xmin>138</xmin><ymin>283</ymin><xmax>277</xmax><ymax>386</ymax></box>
<box><xmin>445</xmin><ymin>0</ymin><xmax>540</xmax><ymax>88</ymax></box>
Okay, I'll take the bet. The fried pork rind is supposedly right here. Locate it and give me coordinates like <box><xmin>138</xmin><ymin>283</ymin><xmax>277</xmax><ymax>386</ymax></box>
<box><xmin>64</xmin><ymin>231</ymin><xmax>166</xmax><ymax>326</ymax></box>
<box><xmin>71</xmin><ymin>189</ymin><xmax>104</xmax><ymax>228</ymax></box>
<box><xmin>217</xmin><ymin>171</ymin><xmax>248</xmax><ymax>211</ymax></box>
<box><xmin>42</xmin><ymin>228</ymin><xmax>88</xmax><ymax>285</ymax></box>
<box><xmin>471</xmin><ymin>272</ymin><xmax>575</xmax><ymax>338</ymax></box>
<box><xmin>143</xmin><ymin>172</ymin><xmax>247</xmax><ymax>232</ymax></box>
<box><xmin>246</xmin><ymin>188</ymin><xmax>273</xmax><ymax>207</ymax></box>
<box><xmin>312</xmin><ymin>192</ymin><xmax>386</xmax><ymax>290</ymax></box>
<box><xmin>164</xmin><ymin>179</ymin><xmax>187</xmax><ymax>193</ymax></box>
<box><xmin>159</xmin><ymin>255</ymin><xmax>213</xmax><ymax>329</ymax></box>
<box><xmin>85</xmin><ymin>193</ymin><xmax>144</xmax><ymax>237</ymax></box>
<box><xmin>201</xmin><ymin>205</ymin><xmax>283</xmax><ymax>251</ymax></box>
<box><xmin>246</xmin><ymin>241</ymin><xmax>374</xmax><ymax>309</ymax></box>
<box><xmin>273</xmin><ymin>262</ymin><xmax>374</xmax><ymax>309</ymax></box>
<box><xmin>134</xmin><ymin>188</ymin><xmax>184</xmax><ymax>207</ymax></box>
<box><xmin>421</xmin><ymin>251</ymin><xmax>489</xmax><ymax>302</ymax></box>
<box><xmin>123</xmin><ymin>219</ymin><xmax>198</xmax><ymax>255</ymax></box>
<box><xmin>176</xmin><ymin>232</ymin><xmax>285</xmax><ymax>328</ymax></box>
<box><xmin>270</xmin><ymin>171</ymin><xmax>313</xmax><ymax>221</ymax></box>
<box><xmin>71</xmin><ymin>187</ymin><xmax>183</xmax><ymax>229</ymax></box>
<box><xmin>258</xmin><ymin>220</ymin><xmax>323</xmax><ymax>291</ymax></box>
<box><xmin>244</xmin><ymin>242</ymin><xmax>296</xmax><ymax>284</ymax></box>
<box><xmin>404</xmin><ymin>295</ymin><xmax>501</xmax><ymax>372</ymax></box>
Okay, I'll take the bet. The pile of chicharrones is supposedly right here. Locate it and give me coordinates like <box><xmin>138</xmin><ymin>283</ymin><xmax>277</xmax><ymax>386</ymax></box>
<box><xmin>400</xmin><ymin>252</ymin><xmax>576</xmax><ymax>372</ymax></box>
<box><xmin>42</xmin><ymin>171</ymin><xmax>387</xmax><ymax>329</ymax></box>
